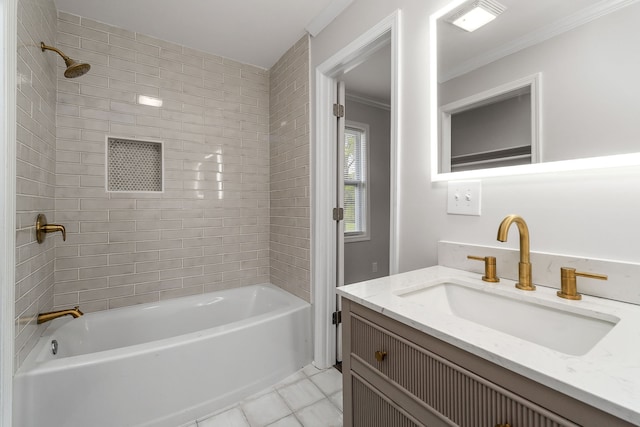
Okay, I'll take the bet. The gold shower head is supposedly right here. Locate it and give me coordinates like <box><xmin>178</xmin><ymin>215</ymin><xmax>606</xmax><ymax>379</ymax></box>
<box><xmin>40</xmin><ymin>42</ymin><xmax>91</xmax><ymax>78</ymax></box>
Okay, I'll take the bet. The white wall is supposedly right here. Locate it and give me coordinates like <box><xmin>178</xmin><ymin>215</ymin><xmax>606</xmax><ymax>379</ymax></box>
<box><xmin>344</xmin><ymin>98</ymin><xmax>390</xmax><ymax>285</ymax></box>
<box><xmin>311</xmin><ymin>0</ymin><xmax>640</xmax><ymax>287</ymax></box>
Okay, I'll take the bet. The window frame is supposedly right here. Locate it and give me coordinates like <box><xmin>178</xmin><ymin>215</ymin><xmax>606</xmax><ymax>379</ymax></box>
<box><xmin>343</xmin><ymin>120</ymin><xmax>371</xmax><ymax>243</ymax></box>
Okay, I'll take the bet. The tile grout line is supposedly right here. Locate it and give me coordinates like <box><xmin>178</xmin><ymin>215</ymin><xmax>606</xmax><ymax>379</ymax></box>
<box><xmin>195</xmin><ymin>365</ymin><xmax>343</xmax><ymax>427</ymax></box>
<box><xmin>271</xmin><ymin>372</ymin><xmax>317</xmax><ymax>427</ymax></box>
<box><xmin>278</xmin><ymin>366</ymin><xmax>343</xmax><ymax>426</ymax></box>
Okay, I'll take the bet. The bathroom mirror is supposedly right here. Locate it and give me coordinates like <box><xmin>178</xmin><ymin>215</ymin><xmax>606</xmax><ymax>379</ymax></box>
<box><xmin>431</xmin><ymin>0</ymin><xmax>640</xmax><ymax>180</ymax></box>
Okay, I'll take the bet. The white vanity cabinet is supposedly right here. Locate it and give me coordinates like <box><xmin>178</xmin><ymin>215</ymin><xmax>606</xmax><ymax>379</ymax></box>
<box><xmin>341</xmin><ymin>299</ymin><xmax>634</xmax><ymax>427</ymax></box>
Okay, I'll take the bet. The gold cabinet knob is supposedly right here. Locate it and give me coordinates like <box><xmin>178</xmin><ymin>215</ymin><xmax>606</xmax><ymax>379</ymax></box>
<box><xmin>468</xmin><ymin>255</ymin><xmax>499</xmax><ymax>283</ymax></box>
<box><xmin>558</xmin><ymin>267</ymin><xmax>607</xmax><ymax>300</ymax></box>
<box><xmin>374</xmin><ymin>350</ymin><xmax>387</xmax><ymax>362</ymax></box>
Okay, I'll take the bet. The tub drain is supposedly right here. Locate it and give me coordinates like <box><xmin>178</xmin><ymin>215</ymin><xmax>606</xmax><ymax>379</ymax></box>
<box><xmin>51</xmin><ymin>339</ymin><xmax>58</xmax><ymax>355</ymax></box>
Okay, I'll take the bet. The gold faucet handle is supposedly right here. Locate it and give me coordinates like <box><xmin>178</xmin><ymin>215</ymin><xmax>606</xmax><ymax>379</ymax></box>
<box><xmin>558</xmin><ymin>267</ymin><xmax>607</xmax><ymax>300</ymax></box>
<box><xmin>468</xmin><ymin>255</ymin><xmax>499</xmax><ymax>283</ymax></box>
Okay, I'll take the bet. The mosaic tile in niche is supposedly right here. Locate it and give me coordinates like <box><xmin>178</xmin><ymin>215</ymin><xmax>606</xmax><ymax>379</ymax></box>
<box><xmin>107</xmin><ymin>137</ymin><xmax>163</xmax><ymax>192</ymax></box>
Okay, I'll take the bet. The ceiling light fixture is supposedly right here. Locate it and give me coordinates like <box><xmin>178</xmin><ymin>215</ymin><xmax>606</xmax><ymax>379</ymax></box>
<box><xmin>448</xmin><ymin>0</ymin><xmax>506</xmax><ymax>32</ymax></box>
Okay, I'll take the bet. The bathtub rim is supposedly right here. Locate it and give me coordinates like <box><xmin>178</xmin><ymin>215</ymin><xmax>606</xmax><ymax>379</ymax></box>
<box><xmin>16</xmin><ymin>283</ymin><xmax>309</xmax><ymax>375</ymax></box>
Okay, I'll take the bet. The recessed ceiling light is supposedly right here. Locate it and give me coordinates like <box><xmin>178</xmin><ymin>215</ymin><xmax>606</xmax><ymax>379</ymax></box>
<box><xmin>448</xmin><ymin>0</ymin><xmax>506</xmax><ymax>32</ymax></box>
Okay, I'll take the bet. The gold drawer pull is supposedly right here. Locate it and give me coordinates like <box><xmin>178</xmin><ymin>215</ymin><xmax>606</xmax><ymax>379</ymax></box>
<box><xmin>374</xmin><ymin>350</ymin><xmax>387</xmax><ymax>362</ymax></box>
<box><xmin>495</xmin><ymin>424</ymin><xmax>512</xmax><ymax>427</ymax></box>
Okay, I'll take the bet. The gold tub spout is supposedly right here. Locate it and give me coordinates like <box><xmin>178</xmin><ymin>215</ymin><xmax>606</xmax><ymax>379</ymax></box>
<box><xmin>36</xmin><ymin>213</ymin><xmax>66</xmax><ymax>243</ymax></box>
<box><xmin>497</xmin><ymin>214</ymin><xmax>535</xmax><ymax>291</ymax></box>
<box><xmin>37</xmin><ymin>306</ymin><xmax>83</xmax><ymax>324</ymax></box>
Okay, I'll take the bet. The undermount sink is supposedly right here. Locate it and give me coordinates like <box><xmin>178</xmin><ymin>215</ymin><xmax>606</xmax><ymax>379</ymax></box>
<box><xmin>395</xmin><ymin>280</ymin><xmax>619</xmax><ymax>356</ymax></box>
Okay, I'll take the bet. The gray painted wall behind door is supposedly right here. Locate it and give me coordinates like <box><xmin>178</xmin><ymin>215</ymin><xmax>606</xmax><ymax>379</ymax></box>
<box><xmin>344</xmin><ymin>98</ymin><xmax>390</xmax><ymax>285</ymax></box>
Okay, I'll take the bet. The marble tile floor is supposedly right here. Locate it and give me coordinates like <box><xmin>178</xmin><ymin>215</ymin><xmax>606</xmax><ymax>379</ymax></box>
<box><xmin>183</xmin><ymin>364</ymin><xmax>343</xmax><ymax>427</ymax></box>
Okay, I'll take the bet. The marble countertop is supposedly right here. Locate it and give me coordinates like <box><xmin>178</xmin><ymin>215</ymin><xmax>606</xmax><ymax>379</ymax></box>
<box><xmin>337</xmin><ymin>266</ymin><xmax>640</xmax><ymax>424</ymax></box>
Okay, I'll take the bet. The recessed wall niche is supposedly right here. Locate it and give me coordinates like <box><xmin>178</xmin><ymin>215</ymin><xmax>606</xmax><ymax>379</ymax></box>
<box><xmin>106</xmin><ymin>137</ymin><xmax>164</xmax><ymax>192</ymax></box>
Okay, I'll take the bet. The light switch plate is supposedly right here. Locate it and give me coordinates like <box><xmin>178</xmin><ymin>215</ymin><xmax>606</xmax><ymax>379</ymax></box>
<box><xmin>447</xmin><ymin>180</ymin><xmax>481</xmax><ymax>215</ymax></box>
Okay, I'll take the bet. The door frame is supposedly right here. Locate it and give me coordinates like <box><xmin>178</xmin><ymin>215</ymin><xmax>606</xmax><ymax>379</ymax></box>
<box><xmin>0</xmin><ymin>0</ymin><xmax>18</xmax><ymax>424</ymax></box>
<box><xmin>312</xmin><ymin>10</ymin><xmax>401</xmax><ymax>369</ymax></box>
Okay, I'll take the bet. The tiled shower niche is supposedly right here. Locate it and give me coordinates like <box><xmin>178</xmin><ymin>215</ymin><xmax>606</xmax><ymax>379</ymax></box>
<box><xmin>106</xmin><ymin>137</ymin><xmax>163</xmax><ymax>192</ymax></box>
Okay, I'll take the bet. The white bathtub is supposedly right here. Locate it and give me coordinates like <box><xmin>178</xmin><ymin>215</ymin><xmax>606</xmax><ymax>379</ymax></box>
<box><xmin>14</xmin><ymin>284</ymin><xmax>312</xmax><ymax>427</ymax></box>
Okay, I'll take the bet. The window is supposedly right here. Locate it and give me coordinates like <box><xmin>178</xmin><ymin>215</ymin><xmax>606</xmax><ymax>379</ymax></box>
<box><xmin>344</xmin><ymin>122</ymin><xmax>369</xmax><ymax>242</ymax></box>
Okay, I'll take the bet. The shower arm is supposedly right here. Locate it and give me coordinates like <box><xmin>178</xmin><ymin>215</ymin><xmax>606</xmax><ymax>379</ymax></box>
<box><xmin>40</xmin><ymin>42</ymin><xmax>71</xmax><ymax>61</ymax></box>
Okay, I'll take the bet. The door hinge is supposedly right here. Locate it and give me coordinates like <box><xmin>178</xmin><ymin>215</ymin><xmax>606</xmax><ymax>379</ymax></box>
<box><xmin>332</xmin><ymin>310</ymin><xmax>342</xmax><ymax>325</ymax></box>
<box><xmin>333</xmin><ymin>103</ymin><xmax>345</xmax><ymax>118</ymax></box>
<box><xmin>332</xmin><ymin>207</ymin><xmax>344</xmax><ymax>221</ymax></box>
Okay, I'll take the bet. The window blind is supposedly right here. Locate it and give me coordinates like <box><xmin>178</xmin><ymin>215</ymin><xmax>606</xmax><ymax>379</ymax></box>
<box><xmin>344</xmin><ymin>126</ymin><xmax>367</xmax><ymax>235</ymax></box>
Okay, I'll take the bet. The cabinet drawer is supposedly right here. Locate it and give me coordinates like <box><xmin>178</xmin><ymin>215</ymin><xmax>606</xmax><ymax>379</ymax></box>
<box><xmin>350</xmin><ymin>313</ymin><xmax>577</xmax><ymax>427</ymax></box>
<box><xmin>352</xmin><ymin>373</ymin><xmax>423</xmax><ymax>427</ymax></box>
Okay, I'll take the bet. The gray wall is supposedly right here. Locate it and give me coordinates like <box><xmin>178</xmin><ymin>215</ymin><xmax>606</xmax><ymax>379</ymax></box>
<box><xmin>53</xmin><ymin>12</ymin><xmax>272</xmax><ymax>313</ymax></box>
<box><xmin>15</xmin><ymin>0</ymin><xmax>58</xmax><ymax>368</ymax></box>
<box><xmin>10</xmin><ymin>4</ymin><xmax>315</xmax><ymax>372</ymax></box>
<box><xmin>451</xmin><ymin>94</ymin><xmax>531</xmax><ymax>157</ymax></box>
<box><xmin>13</xmin><ymin>8</ymin><xmax>312</xmax><ymax>369</ymax></box>
<box><xmin>269</xmin><ymin>36</ymin><xmax>311</xmax><ymax>302</ymax></box>
<box><xmin>344</xmin><ymin>98</ymin><xmax>390</xmax><ymax>285</ymax></box>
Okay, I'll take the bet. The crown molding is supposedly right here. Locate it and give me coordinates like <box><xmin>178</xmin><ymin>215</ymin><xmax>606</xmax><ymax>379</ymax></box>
<box><xmin>305</xmin><ymin>0</ymin><xmax>354</xmax><ymax>37</ymax></box>
<box><xmin>346</xmin><ymin>93</ymin><xmax>391</xmax><ymax>111</ymax></box>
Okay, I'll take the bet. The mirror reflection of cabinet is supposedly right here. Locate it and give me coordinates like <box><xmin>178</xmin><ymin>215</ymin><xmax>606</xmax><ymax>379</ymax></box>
<box><xmin>440</xmin><ymin>74</ymin><xmax>539</xmax><ymax>172</ymax></box>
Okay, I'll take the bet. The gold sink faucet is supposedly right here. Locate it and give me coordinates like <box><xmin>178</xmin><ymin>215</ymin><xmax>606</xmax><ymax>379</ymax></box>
<box><xmin>497</xmin><ymin>214</ymin><xmax>535</xmax><ymax>291</ymax></box>
<box><xmin>37</xmin><ymin>306</ymin><xmax>83</xmax><ymax>324</ymax></box>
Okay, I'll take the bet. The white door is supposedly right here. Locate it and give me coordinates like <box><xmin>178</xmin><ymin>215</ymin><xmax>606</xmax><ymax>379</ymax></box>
<box><xmin>335</xmin><ymin>80</ymin><xmax>346</xmax><ymax>363</ymax></box>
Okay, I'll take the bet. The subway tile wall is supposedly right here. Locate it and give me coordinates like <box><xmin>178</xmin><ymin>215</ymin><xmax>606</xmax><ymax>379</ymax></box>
<box><xmin>14</xmin><ymin>8</ymin><xmax>311</xmax><ymax>369</ymax></box>
<box><xmin>269</xmin><ymin>36</ymin><xmax>311</xmax><ymax>302</ymax></box>
<box><xmin>15</xmin><ymin>0</ymin><xmax>58</xmax><ymax>368</ymax></box>
<box><xmin>53</xmin><ymin>12</ymin><xmax>272</xmax><ymax>312</ymax></box>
